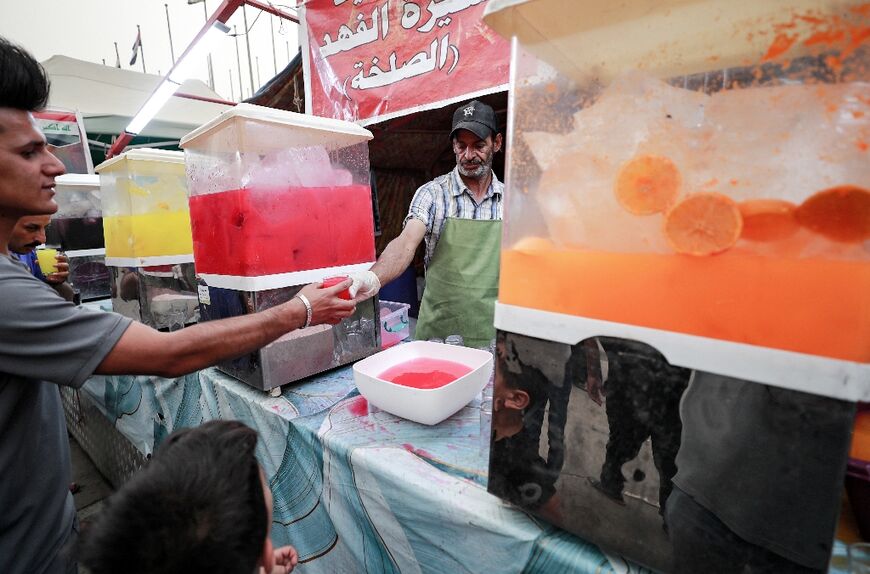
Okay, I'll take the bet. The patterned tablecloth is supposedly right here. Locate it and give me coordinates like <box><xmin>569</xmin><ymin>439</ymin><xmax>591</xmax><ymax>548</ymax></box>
<box><xmin>79</xmin><ymin>365</ymin><xmax>852</xmax><ymax>574</ymax></box>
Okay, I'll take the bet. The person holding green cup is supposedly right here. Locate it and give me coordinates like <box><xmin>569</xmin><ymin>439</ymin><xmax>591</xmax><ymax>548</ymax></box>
<box><xmin>8</xmin><ymin>213</ymin><xmax>74</xmax><ymax>300</ymax></box>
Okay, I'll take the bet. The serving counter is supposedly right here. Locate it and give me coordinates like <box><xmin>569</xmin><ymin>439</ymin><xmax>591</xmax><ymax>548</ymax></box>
<box><xmin>61</xmin><ymin>333</ymin><xmax>855</xmax><ymax>573</ymax></box>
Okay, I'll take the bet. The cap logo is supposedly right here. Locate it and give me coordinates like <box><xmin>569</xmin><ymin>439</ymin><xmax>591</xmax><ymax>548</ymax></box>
<box><xmin>463</xmin><ymin>105</ymin><xmax>474</xmax><ymax>117</ymax></box>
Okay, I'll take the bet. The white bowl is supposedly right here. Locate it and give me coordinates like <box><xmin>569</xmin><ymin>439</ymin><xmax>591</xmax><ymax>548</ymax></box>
<box><xmin>352</xmin><ymin>341</ymin><xmax>493</xmax><ymax>425</ymax></box>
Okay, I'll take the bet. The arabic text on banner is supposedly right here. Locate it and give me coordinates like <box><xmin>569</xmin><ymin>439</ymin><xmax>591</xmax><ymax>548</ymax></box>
<box><xmin>302</xmin><ymin>0</ymin><xmax>510</xmax><ymax>124</ymax></box>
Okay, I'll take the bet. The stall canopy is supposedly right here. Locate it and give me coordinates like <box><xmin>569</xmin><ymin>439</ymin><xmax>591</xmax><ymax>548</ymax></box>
<box><xmin>41</xmin><ymin>55</ymin><xmax>231</xmax><ymax>141</ymax></box>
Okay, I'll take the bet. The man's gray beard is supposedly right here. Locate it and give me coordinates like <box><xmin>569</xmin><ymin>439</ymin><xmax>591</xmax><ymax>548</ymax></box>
<box><xmin>457</xmin><ymin>157</ymin><xmax>492</xmax><ymax>179</ymax></box>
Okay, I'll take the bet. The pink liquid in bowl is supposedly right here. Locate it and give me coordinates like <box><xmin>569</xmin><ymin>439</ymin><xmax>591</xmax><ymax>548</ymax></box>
<box><xmin>378</xmin><ymin>357</ymin><xmax>473</xmax><ymax>389</ymax></box>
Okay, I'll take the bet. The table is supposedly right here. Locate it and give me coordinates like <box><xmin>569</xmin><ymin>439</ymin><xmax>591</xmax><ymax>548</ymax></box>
<box><xmin>65</xmin><ymin>362</ymin><xmax>854</xmax><ymax>573</ymax></box>
<box><xmin>67</xmin><ymin>362</ymin><xmax>647</xmax><ymax>573</ymax></box>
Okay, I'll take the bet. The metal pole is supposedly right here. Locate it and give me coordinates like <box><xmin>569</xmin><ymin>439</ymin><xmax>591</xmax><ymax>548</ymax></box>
<box><xmin>165</xmin><ymin>4</ymin><xmax>176</xmax><ymax>63</ymax></box>
<box><xmin>108</xmin><ymin>0</ymin><xmax>245</xmax><ymax>159</ymax></box>
<box><xmin>242</xmin><ymin>0</ymin><xmax>298</xmax><ymax>23</ymax></box>
<box><xmin>114</xmin><ymin>42</ymin><xmax>121</xmax><ymax>67</ymax></box>
<box><xmin>138</xmin><ymin>25</ymin><xmax>146</xmax><ymax>74</ymax></box>
<box><xmin>255</xmin><ymin>56</ymin><xmax>261</xmax><ymax>88</ymax></box>
<box><xmin>270</xmin><ymin>15</ymin><xmax>277</xmax><ymax>75</ymax></box>
<box><xmin>203</xmin><ymin>0</ymin><xmax>215</xmax><ymax>89</ymax></box>
<box><xmin>233</xmin><ymin>25</ymin><xmax>243</xmax><ymax>101</ymax></box>
<box><xmin>242</xmin><ymin>5</ymin><xmax>255</xmax><ymax>94</ymax></box>
<box><xmin>229</xmin><ymin>69</ymin><xmax>234</xmax><ymax>103</ymax></box>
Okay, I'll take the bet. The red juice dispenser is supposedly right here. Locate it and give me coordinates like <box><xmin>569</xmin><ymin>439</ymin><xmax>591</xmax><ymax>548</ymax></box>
<box><xmin>180</xmin><ymin>104</ymin><xmax>380</xmax><ymax>392</ymax></box>
<box><xmin>482</xmin><ymin>1</ymin><xmax>870</xmax><ymax>572</ymax></box>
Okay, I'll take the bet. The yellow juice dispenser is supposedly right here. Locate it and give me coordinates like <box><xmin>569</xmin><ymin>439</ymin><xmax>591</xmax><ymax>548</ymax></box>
<box><xmin>96</xmin><ymin>149</ymin><xmax>198</xmax><ymax>329</ymax></box>
<box><xmin>483</xmin><ymin>1</ymin><xmax>870</xmax><ymax>571</ymax></box>
<box><xmin>179</xmin><ymin>103</ymin><xmax>380</xmax><ymax>392</ymax></box>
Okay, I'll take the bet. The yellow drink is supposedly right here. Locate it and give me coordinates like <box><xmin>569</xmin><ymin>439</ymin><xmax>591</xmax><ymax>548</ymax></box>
<box><xmin>35</xmin><ymin>248</ymin><xmax>58</xmax><ymax>274</ymax></box>
<box><xmin>104</xmin><ymin>211</ymin><xmax>193</xmax><ymax>258</ymax></box>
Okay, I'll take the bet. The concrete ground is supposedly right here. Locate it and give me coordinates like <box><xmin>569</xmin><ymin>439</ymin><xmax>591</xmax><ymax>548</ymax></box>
<box><xmin>70</xmin><ymin>435</ymin><xmax>113</xmax><ymax>574</ymax></box>
<box><xmin>70</xmin><ymin>436</ymin><xmax>113</xmax><ymax>520</ymax></box>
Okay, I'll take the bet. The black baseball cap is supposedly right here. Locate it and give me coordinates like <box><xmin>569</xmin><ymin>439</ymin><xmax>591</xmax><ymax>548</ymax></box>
<box><xmin>450</xmin><ymin>100</ymin><xmax>498</xmax><ymax>141</ymax></box>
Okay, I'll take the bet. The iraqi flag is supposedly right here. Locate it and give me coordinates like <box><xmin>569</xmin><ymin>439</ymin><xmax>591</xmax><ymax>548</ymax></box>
<box><xmin>129</xmin><ymin>29</ymin><xmax>142</xmax><ymax>66</ymax></box>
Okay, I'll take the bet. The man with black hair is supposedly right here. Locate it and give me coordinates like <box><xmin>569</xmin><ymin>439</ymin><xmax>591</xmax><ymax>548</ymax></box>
<box><xmin>0</xmin><ymin>36</ymin><xmax>354</xmax><ymax>574</ymax></box>
<box><xmin>348</xmin><ymin>100</ymin><xmax>504</xmax><ymax>348</ymax></box>
<box><xmin>78</xmin><ymin>420</ymin><xmax>298</xmax><ymax>574</ymax></box>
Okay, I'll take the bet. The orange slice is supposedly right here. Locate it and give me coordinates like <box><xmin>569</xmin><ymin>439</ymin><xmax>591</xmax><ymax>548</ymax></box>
<box><xmin>738</xmin><ymin>199</ymin><xmax>800</xmax><ymax>242</ymax></box>
<box><xmin>795</xmin><ymin>185</ymin><xmax>870</xmax><ymax>243</ymax></box>
<box><xmin>664</xmin><ymin>193</ymin><xmax>743</xmax><ymax>256</ymax></box>
<box><xmin>614</xmin><ymin>155</ymin><xmax>681</xmax><ymax>215</ymax></box>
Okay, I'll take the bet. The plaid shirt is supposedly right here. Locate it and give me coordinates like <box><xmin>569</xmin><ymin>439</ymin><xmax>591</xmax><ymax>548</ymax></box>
<box><xmin>404</xmin><ymin>166</ymin><xmax>504</xmax><ymax>269</ymax></box>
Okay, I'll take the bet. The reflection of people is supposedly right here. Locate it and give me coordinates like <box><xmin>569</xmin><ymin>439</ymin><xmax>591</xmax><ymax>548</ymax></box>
<box><xmin>588</xmin><ymin>338</ymin><xmax>690</xmax><ymax>527</ymax></box>
<box><xmin>666</xmin><ymin>373</ymin><xmax>854</xmax><ymax>573</ymax></box>
<box><xmin>0</xmin><ymin>36</ymin><xmax>355</xmax><ymax>574</ymax></box>
<box><xmin>349</xmin><ymin>100</ymin><xmax>504</xmax><ymax>347</ymax></box>
<box><xmin>8</xmin><ymin>214</ymin><xmax>75</xmax><ymax>301</ymax></box>
<box><xmin>117</xmin><ymin>267</ymin><xmax>139</xmax><ymax>301</ymax></box>
<box><xmin>117</xmin><ymin>264</ymin><xmax>199</xmax><ymax>303</ymax></box>
<box><xmin>79</xmin><ymin>421</ymin><xmax>299</xmax><ymax>574</ymax></box>
<box><xmin>489</xmin><ymin>333</ymin><xmax>563</xmax><ymax>523</ymax></box>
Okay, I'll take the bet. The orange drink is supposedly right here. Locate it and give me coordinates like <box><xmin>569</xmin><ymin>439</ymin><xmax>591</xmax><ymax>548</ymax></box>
<box><xmin>499</xmin><ymin>246</ymin><xmax>870</xmax><ymax>363</ymax></box>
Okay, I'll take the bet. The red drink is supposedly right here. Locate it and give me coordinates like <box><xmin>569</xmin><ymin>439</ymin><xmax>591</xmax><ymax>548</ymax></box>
<box><xmin>188</xmin><ymin>185</ymin><xmax>376</xmax><ymax>276</ymax></box>
<box><xmin>378</xmin><ymin>357</ymin><xmax>473</xmax><ymax>389</ymax></box>
<box><xmin>322</xmin><ymin>275</ymin><xmax>351</xmax><ymax>299</ymax></box>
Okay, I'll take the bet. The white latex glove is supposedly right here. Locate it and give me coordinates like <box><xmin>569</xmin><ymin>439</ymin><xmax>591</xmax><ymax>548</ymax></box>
<box><xmin>348</xmin><ymin>270</ymin><xmax>381</xmax><ymax>301</ymax></box>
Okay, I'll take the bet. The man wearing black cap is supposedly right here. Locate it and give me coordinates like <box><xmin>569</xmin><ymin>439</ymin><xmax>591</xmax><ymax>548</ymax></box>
<box><xmin>349</xmin><ymin>100</ymin><xmax>503</xmax><ymax>347</ymax></box>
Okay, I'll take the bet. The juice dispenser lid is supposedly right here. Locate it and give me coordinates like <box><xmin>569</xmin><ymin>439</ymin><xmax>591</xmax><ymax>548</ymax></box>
<box><xmin>179</xmin><ymin>103</ymin><xmax>373</xmax><ymax>153</ymax></box>
<box><xmin>483</xmin><ymin>0</ymin><xmax>825</xmax><ymax>82</ymax></box>
<box><xmin>55</xmin><ymin>173</ymin><xmax>100</xmax><ymax>190</ymax></box>
<box><xmin>95</xmin><ymin>149</ymin><xmax>185</xmax><ymax>173</ymax></box>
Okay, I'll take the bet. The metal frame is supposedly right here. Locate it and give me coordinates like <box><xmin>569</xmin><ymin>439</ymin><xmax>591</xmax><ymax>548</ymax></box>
<box><xmin>61</xmin><ymin>387</ymin><xmax>147</xmax><ymax>488</ymax></box>
<box><xmin>107</xmin><ymin>0</ymin><xmax>299</xmax><ymax>159</ymax></box>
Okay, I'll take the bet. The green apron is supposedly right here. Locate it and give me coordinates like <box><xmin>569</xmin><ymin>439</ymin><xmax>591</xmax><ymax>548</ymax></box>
<box><xmin>415</xmin><ymin>180</ymin><xmax>502</xmax><ymax>348</ymax></box>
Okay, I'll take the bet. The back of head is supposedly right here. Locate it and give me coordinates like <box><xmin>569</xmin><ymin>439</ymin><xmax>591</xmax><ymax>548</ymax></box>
<box><xmin>78</xmin><ymin>420</ymin><xmax>268</xmax><ymax>574</ymax></box>
<box><xmin>0</xmin><ymin>36</ymin><xmax>49</xmax><ymax>111</ymax></box>
<box><xmin>497</xmin><ymin>333</ymin><xmax>549</xmax><ymax>409</ymax></box>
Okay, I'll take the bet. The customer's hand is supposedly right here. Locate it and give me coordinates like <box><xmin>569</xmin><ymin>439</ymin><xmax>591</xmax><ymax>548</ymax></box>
<box><xmin>264</xmin><ymin>545</ymin><xmax>298</xmax><ymax>574</ymax></box>
<box><xmin>296</xmin><ymin>279</ymin><xmax>356</xmax><ymax>326</ymax></box>
<box><xmin>44</xmin><ymin>253</ymin><xmax>69</xmax><ymax>284</ymax></box>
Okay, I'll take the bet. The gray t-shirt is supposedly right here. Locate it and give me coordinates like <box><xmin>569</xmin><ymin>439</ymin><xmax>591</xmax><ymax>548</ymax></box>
<box><xmin>0</xmin><ymin>255</ymin><xmax>131</xmax><ymax>574</ymax></box>
<box><xmin>673</xmin><ymin>372</ymin><xmax>854</xmax><ymax>569</ymax></box>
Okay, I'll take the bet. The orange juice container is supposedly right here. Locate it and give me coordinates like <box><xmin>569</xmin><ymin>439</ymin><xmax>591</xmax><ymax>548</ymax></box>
<box><xmin>484</xmin><ymin>0</ymin><xmax>870</xmax><ymax>401</ymax></box>
<box><xmin>483</xmin><ymin>1</ymin><xmax>870</xmax><ymax>571</ymax></box>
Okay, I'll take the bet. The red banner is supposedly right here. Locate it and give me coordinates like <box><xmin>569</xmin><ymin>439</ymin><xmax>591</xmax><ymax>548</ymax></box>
<box><xmin>302</xmin><ymin>0</ymin><xmax>510</xmax><ymax>124</ymax></box>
